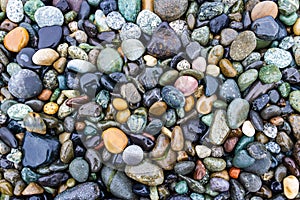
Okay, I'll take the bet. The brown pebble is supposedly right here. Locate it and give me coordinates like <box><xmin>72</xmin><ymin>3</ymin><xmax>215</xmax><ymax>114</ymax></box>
<box><xmin>270</xmin><ymin>116</ymin><xmax>284</xmax><ymax>126</ymax></box>
<box><xmin>194</xmin><ymin>160</ymin><xmax>206</xmax><ymax>180</ymax></box>
<box><xmin>219</xmin><ymin>58</ymin><xmax>237</xmax><ymax>77</ymax></box>
<box><xmin>21</xmin><ymin>183</ymin><xmax>44</xmax><ymax>195</ymax></box>
<box><xmin>184</xmin><ymin>95</ymin><xmax>195</xmax><ymax>112</ymax></box>
<box><xmin>149</xmin><ymin>101</ymin><xmax>167</xmax><ymax>116</ymax></box>
<box><xmin>224</xmin><ymin>137</ymin><xmax>239</xmax><ymax>152</ymax></box>
<box><xmin>4</xmin><ymin>27</ymin><xmax>29</xmax><ymax>52</ymax></box>
<box><xmin>115</xmin><ymin>109</ymin><xmax>131</xmax><ymax>124</ymax></box>
<box><xmin>38</xmin><ymin>89</ymin><xmax>52</xmax><ymax>101</ymax></box>
<box><xmin>112</xmin><ymin>98</ymin><xmax>128</xmax><ymax>111</ymax></box>
<box><xmin>196</xmin><ymin>94</ymin><xmax>217</xmax><ymax>114</ymax></box>
<box><xmin>211</xmin><ymin>170</ymin><xmax>230</xmax><ymax>181</ymax></box>
<box><xmin>142</xmin><ymin>0</ymin><xmax>154</xmax><ymax>11</ymax></box>
<box><xmin>171</xmin><ymin>126</ymin><xmax>184</xmax><ymax>151</ymax></box>
<box><xmin>53</xmin><ymin>57</ymin><xmax>67</xmax><ymax>74</ymax></box>
<box><xmin>251</xmin><ymin>1</ymin><xmax>278</xmax><ymax>21</ymax></box>
<box><xmin>283</xmin><ymin>157</ymin><xmax>300</xmax><ymax>177</ymax></box>
<box><xmin>0</xmin><ymin>19</ymin><xmax>17</xmax><ymax>32</ymax></box>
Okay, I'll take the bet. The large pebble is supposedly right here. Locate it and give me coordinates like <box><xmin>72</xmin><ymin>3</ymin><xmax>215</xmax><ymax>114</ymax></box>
<box><xmin>259</xmin><ymin>64</ymin><xmax>282</xmax><ymax>84</ymax></box>
<box><xmin>97</xmin><ymin>47</ymin><xmax>123</xmax><ymax>74</ymax></box>
<box><xmin>154</xmin><ymin>0</ymin><xmax>188</xmax><ymax>21</ymax></box>
<box><xmin>6</xmin><ymin>0</ymin><xmax>24</xmax><ymax>23</ymax></box>
<box><xmin>102</xmin><ymin>127</ymin><xmax>128</xmax><ymax>154</ymax></box>
<box><xmin>8</xmin><ymin>69</ymin><xmax>42</xmax><ymax>99</ymax></box>
<box><xmin>203</xmin><ymin>157</ymin><xmax>226</xmax><ymax>172</ymax></box>
<box><xmin>283</xmin><ymin>175</ymin><xmax>299</xmax><ymax>199</ymax></box>
<box><xmin>69</xmin><ymin>158</ymin><xmax>89</xmax><ymax>182</ymax></box>
<box><xmin>251</xmin><ymin>1</ymin><xmax>278</xmax><ymax>21</ymax></box>
<box><xmin>32</xmin><ymin>48</ymin><xmax>59</xmax><ymax>66</ymax></box>
<box><xmin>4</xmin><ymin>27</ymin><xmax>29</xmax><ymax>53</ymax></box>
<box><xmin>125</xmin><ymin>160</ymin><xmax>164</xmax><ymax>186</ymax></box>
<box><xmin>34</xmin><ymin>6</ymin><xmax>64</xmax><ymax>28</ymax></box>
<box><xmin>227</xmin><ymin>98</ymin><xmax>250</xmax><ymax>129</ymax></box>
<box><xmin>264</xmin><ymin>48</ymin><xmax>292</xmax><ymax>68</ymax></box>
<box><xmin>121</xmin><ymin>39</ymin><xmax>145</xmax><ymax>61</ymax></box>
<box><xmin>174</xmin><ymin>76</ymin><xmax>198</xmax><ymax>96</ymax></box>
<box><xmin>122</xmin><ymin>145</ymin><xmax>144</xmax><ymax>166</ymax></box>
<box><xmin>239</xmin><ymin>172</ymin><xmax>262</xmax><ymax>192</ymax></box>
<box><xmin>230</xmin><ymin>31</ymin><xmax>256</xmax><ymax>61</ymax></box>
<box><xmin>7</xmin><ymin>104</ymin><xmax>33</xmax><ymax>121</ymax></box>
<box><xmin>209</xmin><ymin>109</ymin><xmax>230</xmax><ymax>145</ymax></box>
<box><xmin>136</xmin><ymin>10</ymin><xmax>161</xmax><ymax>35</ymax></box>
<box><xmin>161</xmin><ymin>86</ymin><xmax>185</xmax><ymax>108</ymax></box>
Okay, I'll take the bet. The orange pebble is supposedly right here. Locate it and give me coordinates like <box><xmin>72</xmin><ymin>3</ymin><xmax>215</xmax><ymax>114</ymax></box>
<box><xmin>229</xmin><ymin>167</ymin><xmax>241</xmax><ymax>179</ymax></box>
<box><xmin>4</xmin><ymin>27</ymin><xmax>29</xmax><ymax>52</ymax></box>
<box><xmin>38</xmin><ymin>89</ymin><xmax>52</xmax><ymax>101</ymax></box>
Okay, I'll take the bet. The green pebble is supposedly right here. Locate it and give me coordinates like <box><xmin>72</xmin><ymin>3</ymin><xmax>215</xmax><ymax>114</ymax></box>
<box><xmin>7</xmin><ymin>104</ymin><xmax>33</xmax><ymax>120</ymax></box>
<box><xmin>95</xmin><ymin>90</ymin><xmax>110</xmax><ymax>108</ymax></box>
<box><xmin>279</xmin><ymin>12</ymin><xmax>298</xmax><ymax>26</ymax></box>
<box><xmin>289</xmin><ymin>90</ymin><xmax>300</xmax><ymax>112</ymax></box>
<box><xmin>0</xmin><ymin>12</ymin><xmax>5</xmax><ymax>21</ymax></box>
<box><xmin>233</xmin><ymin>149</ymin><xmax>255</xmax><ymax>168</ymax></box>
<box><xmin>83</xmin><ymin>125</ymin><xmax>98</xmax><ymax>136</ymax></box>
<box><xmin>190</xmin><ymin>193</ymin><xmax>205</xmax><ymax>200</ymax></box>
<box><xmin>201</xmin><ymin>113</ymin><xmax>213</xmax><ymax>126</ymax></box>
<box><xmin>175</xmin><ymin>181</ymin><xmax>188</xmax><ymax>194</ymax></box>
<box><xmin>87</xmin><ymin>0</ymin><xmax>101</xmax><ymax>7</ymax></box>
<box><xmin>234</xmin><ymin>136</ymin><xmax>254</xmax><ymax>154</ymax></box>
<box><xmin>203</xmin><ymin>157</ymin><xmax>226</xmax><ymax>172</ymax></box>
<box><xmin>213</xmin><ymin>100</ymin><xmax>227</xmax><ymax>109</ymax></box>
<box><xmin>97</xmin><ymin>47</ymin><xmax>123</xmax><ymax>74</ymax></box>
<box><xmin>279</xmin><ymin>82</ymin><xmax>291</xmax><ymax>98</ymax></box>
<box><xmin>50</xmin><ymin>88</ymin><xmax>61</xmax><ymax>102</ymax></box>
<box><xmin>64</xmin><ymin>11</ymin><xmax>77</xmax><ymax>24</ymax></box>
<box><xmin>238</xmin><ymin>69</ymin><xmax>258</xmax><ymax>91</ymax></box>
<box><xmin>21</xmin><ymin>167</ymin><xmax>41</xmax><ymax>184</ymax></box>
<box><xmin>191</xmin><ymin>26</ymin><xmax>210</xmax><ymax>46</ymax></box>
<box><xmin>232</xmin><ymin>62</ymin><xmax>244</xmax><ymax>75</ymax></box>
<box><xmin>259</xmin><ymin>64</ymin><xmax>282</xmax><ymax>84</ymax></box>
<box><xmin>118</xmin><ymin>0</ymin><xmax>141</xmax><ymax>22</ymax></box>
<box><xmin>24</xmin><ymin>0</ymin><xmax>45</xmax><ymax>21</ymax></box>
<box><xmin>256</xmin><ymin>38</ymin><xmax>272</xmax><ymax>49</ymax></box>
<box><xmin>278</xmin><ymin>0</ymin><xmax>299</xmax><ymax>15</ymax></box>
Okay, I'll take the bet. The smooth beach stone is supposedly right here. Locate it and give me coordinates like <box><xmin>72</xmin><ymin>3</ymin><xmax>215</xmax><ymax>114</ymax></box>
<box><xmin>204</xmin><ymin>75</ymin><xmax>219</xmax><ymax>96</ymax></box>
<box><xmin>60</xmin><ymin>140</ymin><xmax>74</xmax><ymax>164</ymax></box>
<box><xmin>99</xmin><ymin>0</ymin><xmax>117</xmax><ymax>15</ymax></box>
<box><xmin>69</xmin><ymin>158</ymin><xmax>89</xmax><ymax>182</ymax></box>
<box><xmin>102</xmin><ymin>127</ymin><xmax>128</xmax><ymax>154</ymax></box>
<box><xmin>230</xmin><ymin>179</ymin><xmax>245</xmax><ymax>200</ymax></box>
<box><xmin>251</xmin><ymin>16</ymin><xmax>279</xmax><ymax>40</ymax></box>
<box><xmin>7</xmin><ymin>103</ymin><xmax>33</xmax><ymax>121</ymax></box>
<box><xmin>16</xmin><ymin>48</ymin><xmax>36</xmax><ymax>68</ymax></box>
<box><xmin>220</xmin><ymin>28</ymin><xmax>238</xmax><ymax>46</ymax></box>
<box><xmin>259</xmin><ymin>64</ymin><xmax>282</xmax><ymax>84</ymax></box>
<box><xmin>233</xmin><ymin>150</ymin><xmax>255</xmax><ymax>168</ymax></box>
<box><xmin>283</xmin><ymin>175</ymin><xmax>299</xmax><ymax>199</ymax></box>
<box><xmin>154</xmin><ymin>0</ymin><xmax>188</xmax><ymax>21</ymax></box>
<box><xmin>175</xmin><ymin>181</ymin><xmax>188</xmax><ymax>194</ymax></box>
<box><xmin>203</xmin><ymin>157</ymin><xmax>226</xmax><ymax>172</ymax></box>
<box><xmin>121</xmin><ymin>39</ymin><xmax>145</xmax><ymax>61</ymax></box>
<box><xmin>289</xmin><ymin>90</ymin><xmax>300</xmax><ymax>112</ymax></box>
<box><xmin>238</xmin><ymin>69</ymin><xmax>258</xmax><ymax>91</ymax></box>
<box><xmin>23</xmin><ymin>0</ymin><xmax>44</xmax><ymax>21</ymax></box>
<box><xmin>196</xmin><ymin>145</ymin><xmax>212</xmax><ymax>158</ymax></box>
<box><xmin>260</xmin><ymin>105</ymin><xmax>281</xmax><ymax>119</ymax></box>
<box><xmin>136</xmin><ymin>10</ymin><xmax>161</xmax><ymax>35</ymax></box>
<box><xmin>174</xmin><ymin>161</ymin><xmax>195</xmax><ymax>175</ymax></box>
<box><xmin>227</xmin><ymin>98</ymin><xmax>250</xmax><ymax>129</ymax></box>
<box><xmin>120</xmin><ymin>23</ymin><xmax>141</xmax><ymax>40</ymax></box>
<box><xmin>252</xmin><ymin>94</ymin><xmax>270</xmax><ymax>111</ymax></box>
<box><xmin>209</xmin><ymin>109</ymin><xmax>230</xmax><ymax>145</ymax></box>
<box><xmin>191</xmin><ymin>26</ymin><xmax>210</xmax><ymax>46</ymax></box>
<box><xmin>32</xmin><ymin>48</ymin><xmax>59</xmax><ymax>66</ymax></box>
<box><xmin>118</xmin><ymin>0</ymin><xmax>141</xmax><ymax>22</ymax></box>
<box><xmin>97</xmin><ymin>47</ymin><xmax>123</xmax><ymax>74</ymax></box>
<box><xmin>251</xmin><ymin>1</ymin><xmax>278</xmax><ymax>21</ymax></box>
<box><xmin>278</xmin><ymin>0</ymin><xmax>299</xmax><ymax>15</ymax></box>
<box><xmin>68</xmin><ymin>46</ymin><xmax>88</xmax><ymax>60</ymax></box>
<box><xmin>6</xmin><ymin>0</ymin><xmax>24</xmax><ymax>23</ymax></box>
<box><xmin>125</xmin><ymin>160</ymin><xmax>164</xmax><ymax>186</ymax></box>
<box><xmin>244</xmin><ymin>151</ymin><xmax>272</xmax><ymax>175</ymax></box>
<box><xmin>54</xmin><ymin>182</ymin><xmax>101</xmax><ymax>200</ymax></box>
<box><xmin>106</xmin><ymin>11</ymin><xmax>125</xmax><ymax>30</ymax></box>
<box><xmin>38</xmin><ymin>172</ymin><xmax>69</xmax><ymax>187</ymax></box>
<box><xmin>219</xmin><ymin>79</ymin><xmax>241</xmax><ymax>102</ymax></box>
<box><xmin>230</xmin><ymin>31</ymin><xmax>256</xmax><ymax>61</ymax></box>
<box><xmin>34</xmin><ymin>6</ymin><xmax>64</xmax><ymax>28</ymax></box>
<box><xmin>122</xmin><ymin>145</ymin><xmax>143</xmax><ymax>166</ymax></box>
<box><xmin>67</xmin><ymin>59</ymin><xmax>97</xmax><ymax>73</ymax></box>
<box><xmin>174</xmin><ymin>76</ymin><xmax>198</xmax><ymax>96</ymax></box>
<box><xmin>159</xmin><ymin>70</ymin><xmax>179</xmax><ymax>86</ymax></box>
<box><xmin>264</xmin><ymin>48</ymin><xmax>292</xmax><ymax>68</ymax></box>
<box><xmin>198</xmin><ymin>2</ymin><xmax>224</xmax><ymax>21</ymax></box>
<box><xmin>4</xmin><ymin>27</ymin><xmax>29</xmax><ymax>53</ymax></box>
<box><xmin>239</xmin><ymin>172</ymin><xmax>262</xmax><ymax>192</ymax></box>
<box><xmin>38</xmin><ymin>26</ymin><xmax>62</xmax><ymax>49</ymax></box>
<box><xmin>23</xmin><ymin>112</ymin><xmax>46</xmax><ymax>134</ymax></box>
<box><xmin>85</xmin><ymin>149</ymin><xmax>102</xmax><ymax>172</ymax></box>
<box><xmin>161</xmin><ymin>86</ymin><xmax>185</xmax><ymax>108</ymax></box>
<box><xmin>147</xmin><ymin>22</ymin><xmax>181</xmax><ymax>59</ymax></box>
<box><xmin>209</xmin><ymin>178</ymin><xmax>230</xmax><ymax>192</ymax></box>
<box><xmin>22</xmin><ymin>132</ymin><xmax>59</xmax><ymax>168</ymax></box>
<box><xmin>209</xmin><ymin>14</ymin><xmax>229</xmax><ymax>34</ymax></box>
<box><xmin>0</xmin><ymin>127</ymin><xmax>17</xmax><ymax>148</ymax></box>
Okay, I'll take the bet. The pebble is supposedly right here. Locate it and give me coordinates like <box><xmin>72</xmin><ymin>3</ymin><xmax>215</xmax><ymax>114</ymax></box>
<box><xmin>22</xmin><ymin>132</ymin><xmax>59</xmax><ymax>168</ymax></box>
<box><xmin>69</xmin><ymin>157</ymin><xmax>89</xmax><ymax>182</ymax></box>
<box><xmin>195</xmin><ymin>145</ymin><xmax>212</xmax><ymax>159</ymax></box>
<box><xmin>38</xmin><ymin>26</ymin><xmax>62</xmax><ymax>49</ymax></box>
<box><xmin>219</xmin><ymin>58</ymin><xmax>237</xmax><ymax>77</ymax></box>
<box><xmin>283</xmin><ymin>175</ymin><xmax>299</xmax><ymax>199</ymax></box>
<box><xmin>32</xmin><ymin>48</ymin><xmax>59</xmax><ymax>66</ymax></box>
<box><xmin>54</xmin><ymin>182</ymin><xmax>101</xmax><ymax>200</ymax></box>
<box><xmin>118</xmin><ymin>0</ymin><xmax>141</xmax><ymax>22</ymax></box>
<box><xmin>191</xmin><ymin>26</ymin><xmax>210</xmax><ymax>46</ymax></box>
<box><xmin>4</xmin><ymin>27</ymin><xmax>29</xmax><ymax>52</ymax></box>
<box><xmin>242</xmin><ymin>120</ymin><xmax>255</xmax><ymax>137</ymax></box>
<box><xmin>230</xmin><ymin>31</ymin><xmax>256</xmax><ymax>61</ymax></box>
<box><xmin>102</xmin><ymin>127</ymin><xmax>128</xmax><ymax>153</ymax></box>
<box><xmin>289</xmin><ymin>90</ymin><xmax>300</xmax><ymax>112</ymax></box>
<box><xmin>239</xmin><ymin>172</ymin><xmax>262</xmax><ymax>192</ymax></box>
<box><xmin>161</xmin><ymin>86</ymin><xmax>185</xmax><ymax>108</ymax></box>
<box><xmin>227</xmin><ymin>98</ymin><xmax>250</xmax><ymax>129</ymax></box>
<box><xmin>198</xmin><ymin>2</ymin><xmax>224</xmax><ymax>21</ymax></box>
<box><xmin>233</xmin><ymin>149</ymin><xmax>255</xmax><ymax>168</ymax></box>
<box><xmin>122</xmin><ymin>145</ymin><xmax>144</xmax><ymax>166</ymax></box>
<box><xmin>121</xmin><ymin>39</ymin><xmax>145</xmax><ymax>61</ymax></box>
<box><xmin>8</xmin><ymin>69</ymin><xmax>42</xmax><ymax>99</ymax></box>
<box><xmin>238</xmin><ymin>69</ymin><xmax>258</xmax><ymax>91</ymax></box>
<box><xmin>0</xmin><ymin>127</ymin><xmax>17</xmax><ymax>148</ymax></box>
<box><xmin>23</xmin><ymin>112</ymin><xmax>46</xmax><ymax>134</ymax></box>
<box><xmin>67</xmin><ymin>59</ymin><xmax>97</xmax><ymax>73</ymax></box>
<box><xmin>251</xmin><ymin>1</ymin><xmax>278</xmax><ymax>21</ymax></box>
<box><xmin>147</xmin><ymin>22</ymin><xmax>181</xmax><ymax>59</ymax></box>
<box><xmin>220</xmin><ymin>28</ymin><xmax>238</xmax><ymax>46</ymax></box>
<box><xmin>203</xmin><ymin>157</ymin><xmax>226</xmax><ymax>172</ymax></box>
<box><xmin>7</xmin><ymin>104</ymin><xmax>33</xmax><ymax>121</ymax></box>
<box><xmin>210</xmin><ymin>178</ymin><xmax>230</xmax><ymax>192</ymax></box>
<box><xmin>278</xmin><ymin>0</ymin><xmax>299</xmax><ymax>15</ymax></box>
<box><xmin>174</xmin><ymin>76</ymin><xmax>198</xmax><ymax>96</ymax></box>
<box><xmin>154</xmin><ymin>0</ymin><xmax>188</xmax><ymax>21</ymax></box>
<box><xmin>106</xmin><ymin>11</ymin><xmax>125</xmax><ymax>30</ymax></box>
<box><xmin>136</xmin><ymin>10</ymin><xmax>161</xmax><ymax>35</ymax></box>
<box><xmin>252</xmin><ymin>16</ymin><xmax>279</xmax><ymax>40</ymax></box>
<box><xmin>6</xmin><ymin>0</ymin><xmax>24</xmax><ymax>23</ymax></box>
<box><xmin>174</xmin><ymin>161</ymin><xmax>195</xmax><ymax>175</ymax></box>
<box><xmin>259</xmin><ymin>64</ymin><xmax>282</xmax><ymax>84</ymax></box>
<box><xmin>34</xmin><ymin>6</ymin><xmax>64</xmax><ymax>28</ymax></box>
<box><xmin>125</xmin><ymin>160</ymin><xmax>164</xmax><ymax>186</ymax></box>
<box><xmin>21</xmin><ymin>182</ymin><xmax>44</xmax><ymax>195</ymax></box>
<box><xmin>263</xmin><ymin>122</ymin><xmax>278</xmax><ymax>138</ymax></box>
<box><xmin>264</xmin><ymin>48</ymin><xmax>292</xmax><ymax>68</ymax></box>
<box><xmin>97</xmin><ymin>47</ymin><xmax>123</xmax><ymax>74</ymax></box>
<box><xmin>120</xmin><ymin>23</ymin><xmax>141</xmax><ymax>41</ymax></box>
<box><xmin>219</xmin><ymin>79</ymin><xmax>241</xmax><ymax>102</ymax></box>
<box><xmin>230</xmin><ymin>179</ymin><xmax>246</xmax><ymax>200</ymax></box>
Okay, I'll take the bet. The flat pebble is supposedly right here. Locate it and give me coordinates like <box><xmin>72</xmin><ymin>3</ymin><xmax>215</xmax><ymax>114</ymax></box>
<box><xmin>34</xmin><ymin>6</ymin><xmax>64</xmax><ymax>28</ymax></box>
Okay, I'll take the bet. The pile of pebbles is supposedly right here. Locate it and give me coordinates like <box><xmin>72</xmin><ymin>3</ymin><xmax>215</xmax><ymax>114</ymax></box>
<box><xmin>0</xmin><ymin>0</ymin><xmax>299</xmax><ymax>199</ymax></box>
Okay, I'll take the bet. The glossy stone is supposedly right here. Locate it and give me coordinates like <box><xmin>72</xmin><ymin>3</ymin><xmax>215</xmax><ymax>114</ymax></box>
<box><xmin>38</xmin><ymin>26</ymin><xmax>62</xmax><ymax>49</ymax></box>
<box><xmin>161</xmin><ymin>86</ymin><xmax>185</xmax><ymax>108</ymax></box>
<box><xmin>218</xmin><ymin>79</ymin><xmax>241</xmax><ymax>102</ymax></box>
<box><xmin>227</xmin><ymin>98</ymin><xmax>250</xmax><ymax>129</ymax></box>
<box><xmin>154</xmin><ymin>0</ymin><xmax>188</xmax><ymax>21</ymax></box>
<box><xmin>69</xmin><ymin>157</ymin><xmax>89</xmax><ymax>182</ymax></box>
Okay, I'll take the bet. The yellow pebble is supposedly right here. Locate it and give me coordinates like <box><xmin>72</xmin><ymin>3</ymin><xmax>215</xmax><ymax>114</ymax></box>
<box><xmin>112</xmin><ymin>98</ymin><xmax>128</xmax><ymax>111</ymax></box>
<box><xmin>43</xmin><ymin>102</ymin><xmax>59</xmax><ymax>115</ymax></box>
<box><xmin>293</xmin><ymin>18</ymin><xmax>300</xmax><ymax>36</ymax></box>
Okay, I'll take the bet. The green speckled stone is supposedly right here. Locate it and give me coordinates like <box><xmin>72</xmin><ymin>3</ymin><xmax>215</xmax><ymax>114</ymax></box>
<box><xmin>24</xmin><ymin>0</ymin><xmax>44</xmax><ymax>21</ymax></box>
<box><xmin>238</xmin><ymin>69</ymin><xmax>258</xmax><ymax>91</ymax></box>
<box><xmin>97</xmin><ymin>47</ymin><xmax>123</xmax><ymax>74</ymax></box>
<box><xmin>289</xmin><ymin>90</ymin><xmax>300</xmax><ymax>112</ymax></box>
<box><xmin>279</xmin><ymin>82</ymin><xmax>291</xmax><ymax>97</ymax></box>
<box><xmin>279</xmin><ymin>12</ymin><xmax>298</xmax><ymax>26</ymax></box>
<box><xmin>259</xmin><ymin>64</ymin><xmax>282</xmax><ymax>84</ymax></box>
<box><xmin>264</xmin><ymin>48</ymin><xmax>292</xmax><ymax>68</ymax></box>
<box><xmin>21</xmin><ymin>167</ymin><xmax>41</xmax><ymax>184</ymax></box>
<box><xmin>69</xmin><ymin>158</ymin><xmax>89</xmax><ymax>182</ymax></box>
<box><xmin>118</xmin><ymin>0</ymin><xmax>141</xmax><ymax>22</ymax></box>
<box><xmin>278</xmin><ymin>0</ymin><xmax>299</xmax><ymax>15</ymax></box>
<box><xmin>7</xmin><ymin>104</ymin><xmax>33</xmax><ymax>120</ymax></box>
<box><xmin>190</xmin><ymin>193</ymin><xmax>205</xmax><ymax>200</ymax></box>
<box><xmin>203</xmin><ymin>157</ymin><xmax>226</xmax><ymax>172</ymax></box>
<box><xmin>191</xmin><ymin>26</ymin><xmax>210</xmax><ymax>46</ymax></box>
